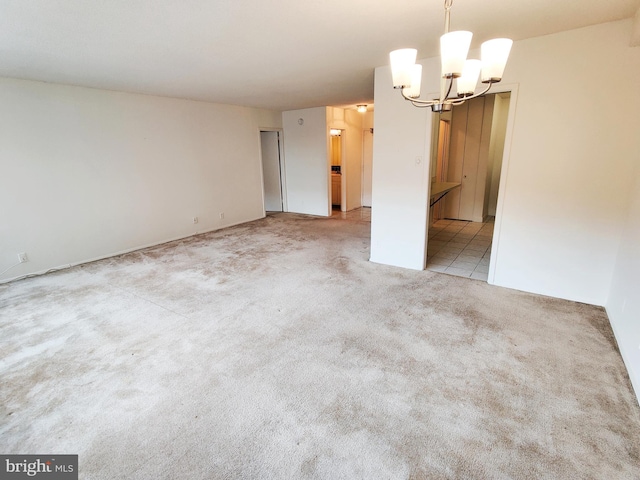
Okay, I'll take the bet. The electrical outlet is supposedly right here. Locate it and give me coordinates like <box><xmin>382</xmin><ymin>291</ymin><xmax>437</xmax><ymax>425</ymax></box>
<box><xmin>193</xmin><ymin>216</ymin><xmax>198</xmax><ymax>224</ymax></box>
<box><xmin>17</xmin><ymin>252</ymin><xmax>28</xmax><ymax>263</ymax></box>
<box><xmin>219</xmin><ymin>212</ymin><xmax>224</xmax><ymax>219</ymax></box>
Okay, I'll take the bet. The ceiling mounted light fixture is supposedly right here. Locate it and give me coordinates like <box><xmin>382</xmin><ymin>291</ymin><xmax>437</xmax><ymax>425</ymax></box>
<box><xmin>357</xmin><ymin>105</ymin><xmax>368</xmax><ymax>113</ymax></box>
<box><xmin>389</xmin><ymin>0</ymin><xmax>512</xmax><ymax>113</ymax></box>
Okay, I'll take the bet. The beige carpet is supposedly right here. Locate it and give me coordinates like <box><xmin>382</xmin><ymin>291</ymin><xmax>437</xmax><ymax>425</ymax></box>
<box><xmin>1</xmin><ymin>212</ymin><xmax>639</xmax><ymax>479</ymax></box>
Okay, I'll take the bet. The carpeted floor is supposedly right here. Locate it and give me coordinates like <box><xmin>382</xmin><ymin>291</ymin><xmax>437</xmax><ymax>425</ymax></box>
<box><xmin>1</xmin><ymin>212</ymin><xmax>639</xmax><ymax>479</ymax></box>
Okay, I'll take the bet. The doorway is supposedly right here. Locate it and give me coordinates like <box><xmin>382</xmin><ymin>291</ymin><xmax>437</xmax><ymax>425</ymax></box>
<box><xmin>426</xmin><ymin>92</ymin><xmax>512</xmax><ymax>281</ymax></box>
<box><xmin>330</xmin><ymin>129</ymin><xmax>343</xmax><ymax>211</ymax></box>
<box><xmin>260</xmin><ymin>130</ymin><xmax>286</xmax><ymax>212</ymax></box>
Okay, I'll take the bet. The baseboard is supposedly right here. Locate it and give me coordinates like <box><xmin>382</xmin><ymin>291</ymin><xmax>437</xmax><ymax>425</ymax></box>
<box><xmin>0</xmin><ymin>216</ymin><xmax>264</xmax><ymax>285</ymax></box>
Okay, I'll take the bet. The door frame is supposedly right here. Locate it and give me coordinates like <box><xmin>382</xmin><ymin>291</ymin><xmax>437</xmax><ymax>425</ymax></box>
<box><xmin>424</xmin><ymin>83</ymin><xmax>519</xmax><ymax>284</ymax></box>
<box><xmin>484</xmin><ymin>83</ymin><xmax>518</xmax><ymax>285</ymax></box>
<box><xmin>361</xmin><ymin>127</ymin><xmax>374</xmax><ymax>208</ymax></box>
<box><xmin>339</xmin><ymin>130</ymin><xmax>347</xmax><ymax>212</ymax></box>
<box><xmin>258</xmin><ymin>128</ymin><xmax>287</xmax><ymax>214</ymax></box>
<box><xmin>328</xmin><ymin>128</ymin><xmax>346</xmax><ymax>212</ymax></box>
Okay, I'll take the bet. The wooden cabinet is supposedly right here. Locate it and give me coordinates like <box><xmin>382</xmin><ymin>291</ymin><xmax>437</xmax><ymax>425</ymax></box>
<box><xmin>331</xmin><ymin>174</ymin><xmax>341</xmax><ymax>206</ymax></box>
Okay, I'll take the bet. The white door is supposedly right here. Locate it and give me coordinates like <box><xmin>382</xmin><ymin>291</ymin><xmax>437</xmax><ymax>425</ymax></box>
<box><xmin>261</xmin><ymin>131</ymin><xmax>283</xmax><ymax>212</ymax></box>
<box><xmin>361</xmin><ymin>128</ymin><xmax>373</xmax><ymax>207</ymax></box>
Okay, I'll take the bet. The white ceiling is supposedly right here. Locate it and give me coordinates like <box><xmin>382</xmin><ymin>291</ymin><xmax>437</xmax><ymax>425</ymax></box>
<box><xmin>0</xmin><ymin>0</ymin><xmax>638</xmax><ymax>111</ymax></box>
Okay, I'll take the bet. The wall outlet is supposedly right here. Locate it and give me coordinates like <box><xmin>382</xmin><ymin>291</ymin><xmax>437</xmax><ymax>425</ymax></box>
<box><xmin>17</xmin><ymin>252</ymin><xmax>28</xmax><ymax>263</ymax></box>
<box><xmin>193</xmin><ymin>216</ymin><xmax>198</xmax><ymax>224</ymax></box>
<box><xmin>219</xmin><ymin>212</ymin><xmax>224</xmax><ymax>219</ymax></box>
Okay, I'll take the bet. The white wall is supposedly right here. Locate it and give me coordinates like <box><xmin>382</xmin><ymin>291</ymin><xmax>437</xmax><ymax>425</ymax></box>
<box><xmin>489</xmin><ymin>20</ymin><xmax>640</xmax><ymax>304</ymax></box>
<box><xmin>282</xmin><ymin>106</ymin><xmax>366</xmax><ymax>216</ymax></box>
<box><xmin>0</xmin><ymin>77</ymin><xmax>281</xmax><ymax>281</ymax></box>
<box><xmin>282</xmin><ymin>107</ymin><xmax>330</xmax><ymax>216</ymax></box>
<box><xmin>606</xmin><ymin>165</ymin><xmax>640</xmax><ymax>400</ymax></box>
<box><xmin>372</xmin><ymin>19</ymin><xmax>640</xmax><ymax>303</ymax></box>
<box><xmin>370</xmin><ymin>72</ymin><xmax>432</xmax><ymax>270</ymax></box>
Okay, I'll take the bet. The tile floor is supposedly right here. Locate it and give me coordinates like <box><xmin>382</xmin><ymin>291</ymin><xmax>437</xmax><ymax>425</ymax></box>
<box><xmin>331</xmin><ymin>206</ymin><xmax>372</xmax><ymax>221</ymax></box>
<box><xmin>426</xmin><ymin>217</ymin><xmax>495</xmax><ymax>281</ymax></box>
<box><xmin>289</xmin><ymin>208</ymin><xmax>493</xmax><ymax>281</ymax></box>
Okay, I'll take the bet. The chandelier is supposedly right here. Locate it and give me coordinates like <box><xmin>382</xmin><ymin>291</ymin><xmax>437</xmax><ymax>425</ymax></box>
<box><xmin>390</xmin><ymin>0</ymin><xmax>512</xmax><ymax>113</ymax></box>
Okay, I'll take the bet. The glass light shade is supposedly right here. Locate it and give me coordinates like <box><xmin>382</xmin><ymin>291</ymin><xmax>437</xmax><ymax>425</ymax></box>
<box><xmin>357</xmin><ymin>105</ymin><xmax>367</xmax><ymax>113</ymax></box>
<box><xmin>404</xmin><ymin>64</ymin><xmax>423</xmax><ymax>99</ymax></box>
<box><xmin>330</xmin><ymin>129</ymin><xmax>341</xmax><ymax>136</ymax></box>
<box><xmin>456</xmin><ymin>59</ymin><xmax>482</xmax><ymax>96</ymax></box>
<box><xmin>390</xmin><ymin>48</ymin><xmax>417</xmax><ymax>88</ymax></box>
<box><xmin>481</xmin><ymin>38</ymin><xmax>513</xmax><ymax>82</ymax></box>
<box><xmin>440</xmin><ymin>31</ymin><xmax>472</xmax><ymax>78</ymax></box>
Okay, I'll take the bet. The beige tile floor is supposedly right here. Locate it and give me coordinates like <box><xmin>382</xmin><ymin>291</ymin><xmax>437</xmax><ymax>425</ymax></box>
<box><xmin>426</xmin><ymin>217</ymin><xmax>495</xmax><ymax>281</ymax></box>
<box><xmin>331</xmin><ymin>206</ymin><xmax>372</xmax><ymax>221</ymax></box>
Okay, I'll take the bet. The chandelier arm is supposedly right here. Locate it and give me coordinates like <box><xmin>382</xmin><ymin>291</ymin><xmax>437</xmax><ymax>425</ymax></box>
<box><xmin>411</xmin><ymin>102</ymin><xmax>435</xmax><ymax>108</ymax></box>
<box><xmin>442</xmin><ymin>76</ymin><xmax>455</xmax><ymax>102</ymax></box>
<box><xmin>399</xmin><ymin>88</ymin><xmax>438</xmax><ymax>106</ymax></box>
<box><xmin>388</xmin><ymin>0</ymin><xmax>511</xmax><ymax>113</ymax></box>
<box><xmin>452</xmin><ymin>81</ymin><xmax>494</xmax><ymax>104</ymax></box>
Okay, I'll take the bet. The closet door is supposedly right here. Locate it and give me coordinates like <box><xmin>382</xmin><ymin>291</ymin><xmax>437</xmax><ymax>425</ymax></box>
<box><xmin>443</xmin><ymin>96</ymin><xmax>494</xmax><ymax>222</ymax></box>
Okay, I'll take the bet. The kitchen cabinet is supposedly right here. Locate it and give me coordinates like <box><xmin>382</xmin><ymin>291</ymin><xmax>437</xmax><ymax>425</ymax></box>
<box><xmin>331</xmin><ymin>174</ymin><xmax>341</xmax><ymax>206</ymax></box>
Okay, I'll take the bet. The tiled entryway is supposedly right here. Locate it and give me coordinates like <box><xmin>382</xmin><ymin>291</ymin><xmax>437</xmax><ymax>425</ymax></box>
<box><xmin>331</xmin><ymin>207</ymin><xmax>371</xmax><ymax>222</ymax></box>
<box><xmin>426</xmin><ymin>218</ymin><xmax>494</xmax><ymax>281</ymax></box>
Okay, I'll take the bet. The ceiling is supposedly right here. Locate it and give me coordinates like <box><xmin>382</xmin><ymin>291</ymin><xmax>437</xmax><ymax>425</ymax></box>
<box><xmin>0</xmin><ymin>0</ymin><xmax>637</xmax><ymax>111</ymax></box>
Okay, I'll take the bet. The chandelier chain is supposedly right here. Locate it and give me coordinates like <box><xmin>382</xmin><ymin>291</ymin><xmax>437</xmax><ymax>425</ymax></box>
<box><xmin>443</xmin><ymin>0</ymin><xmax>453</xmax><ymax>33</ymax></box>
<box><xmin>390</xmin><ymin>0</ymin><xmax>511</xmax><ymax>112</ymax></box>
